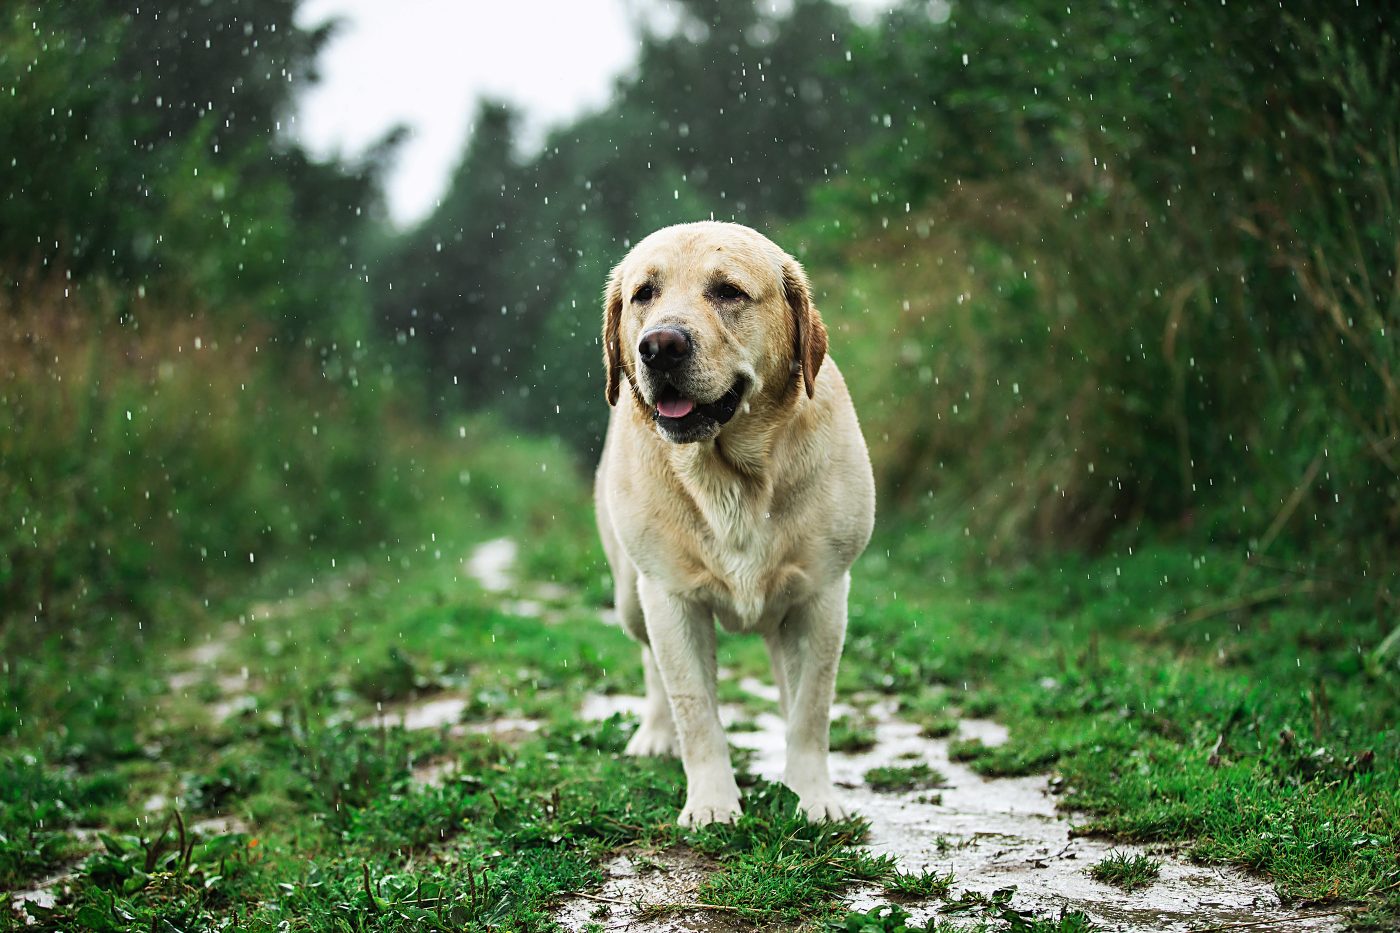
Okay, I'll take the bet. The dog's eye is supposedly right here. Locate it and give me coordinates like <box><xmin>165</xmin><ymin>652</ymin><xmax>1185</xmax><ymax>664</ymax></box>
<box><xmin>632</xmin><ymin>283</ymin><xmax>655</xmax><ymax>304</ymax></box>
<box><xmin>712</xmin><ymin>282</ymin><xmax>748</xmax><ymax>303</ymax></box>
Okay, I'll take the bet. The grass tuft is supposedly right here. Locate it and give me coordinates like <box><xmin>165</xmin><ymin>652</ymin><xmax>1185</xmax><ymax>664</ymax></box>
<box><xmin>831</xmin><ymin>716</ymin><xmax>879</xmax><ymax>753</ymax></box>
<box><xmin>884</xmin><ymin>866</ymin><xmax>955</xmax><ymax>900</ymax></box>
<box><xmin>1088</xmin><ymin>850</ymin><xmax>1162</xmax><ymax>892</ymax></box>
<box><xmin>865</xmin><ymin>763</ymin><xmax>946</xmax><ymax>793</ymax></box>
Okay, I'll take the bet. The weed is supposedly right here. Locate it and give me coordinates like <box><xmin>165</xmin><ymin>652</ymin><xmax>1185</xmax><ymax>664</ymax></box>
<box><xmin>1088</xmin><ymin>851</ymin><xmax>1161</xmax><ymax>892</ymax></box>
<box><xmin>865</xmin><ymin>763</ymin><xmax>946</xmax><ymax>793</ymax></box>
<box><xmin>943</xmin><ymin>886</ymin><xmax>1099</xmax><ymax>931</ymax></box>
<box><xmin>919</xmin><ymin>716</ymin><xmax>960</xmax><ymax>739</ymax></box>
<box><xmin>885</xmin><ymin>867</ymin><xmax>955</xmax><ymax>899</ymax></box>
<box><xmin>827</xmin><ymin>904</ymin><xmax>953</xmax><ymax>932</ymax></box>
<box><xmin>0</xmin><ymin>755</ymin><xmax>122</xmax><ymax>887</ymax></box>
<box><xmin>831</xmin><ymin>715</ymin><xmax>879</xmax><ymax>753</ymax></box>
<box><xmin>687</xmin><ymin>783</ymin><xmax>891</xmax><ymax>923</ymax></box>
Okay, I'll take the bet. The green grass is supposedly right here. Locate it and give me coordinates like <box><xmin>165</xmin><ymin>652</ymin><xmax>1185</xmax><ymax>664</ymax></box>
<box><xmin>842</xmin><ymin>543</ymin><xmax>1400</xmax><ymax>918</ymax></box>
<box><xmin>1087</xmin><ymin>851</ymin><xmax>1161</xmax><ymax>892</ymax></box>
<box><xmin>2</xmin><ymin>446</ymin><xmax>1399</xmax><ymax>928</ymax></box>
<box><xmin>685</xmin><ymin>784</ymin><xmax>891</xmax><ymax>923</ymax></box>
<box><xmin>899</xmin><ymin>691</ymin><xmax>960</xmax><ymax>739</ymax></box>
<box><xmin>884</xmin><ymin>867</ymin><xmax>955</xmax><ymax>900</ymax></box>
<box><xmin>864</xmin><ymin>763</ymin><xmax>946</xmax><ymax>793</ymax></box>
<box><xmin>830</xmin><ymin>715</ymin><xmax>878</xmax><ymax>753</ymax></box>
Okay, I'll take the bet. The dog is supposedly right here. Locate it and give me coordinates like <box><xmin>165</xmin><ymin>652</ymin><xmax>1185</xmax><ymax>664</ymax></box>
<box><xmin>594</xmin><ymin>221</ymin><xmax>875</xmax><ymax>826</ymax></box>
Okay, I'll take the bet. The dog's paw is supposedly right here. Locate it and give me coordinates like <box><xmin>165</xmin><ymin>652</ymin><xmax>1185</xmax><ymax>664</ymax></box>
<box><xmin>624</xmin><ymin>724</ymin><xmax>678</xmax><ymax>757</ymax></box>
<box><xmin>797</xmin><ymin>791</ymin><xmax>852</xmax><ymax>823</ymax></box>
<box><xmin>677</xmin><ymin>797</ymin><xmax>742</xmax><ymax>827</ymax></box>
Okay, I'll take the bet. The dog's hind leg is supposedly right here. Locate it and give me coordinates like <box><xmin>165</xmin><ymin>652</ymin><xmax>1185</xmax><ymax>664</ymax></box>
<box><xmin>626</xmin><ymin>645</ymin><xmax>680</xmax><ymax>757</ymax></box>
<box><xmin>764</xmin><ymin>632</ymin><xmax>791</xmax><ymax>719</ymax></box>
<box><xmin>617</xmin><ymin>566</ymin><xmax>679</xmax><ymax>757</ymax></box>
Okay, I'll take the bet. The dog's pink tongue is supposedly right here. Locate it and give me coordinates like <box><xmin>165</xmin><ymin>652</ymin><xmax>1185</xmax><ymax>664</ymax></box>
<box><xmin>657</xmin><ymin>396</ymin><xmax>695</xmax><ymax>418</ymax></box>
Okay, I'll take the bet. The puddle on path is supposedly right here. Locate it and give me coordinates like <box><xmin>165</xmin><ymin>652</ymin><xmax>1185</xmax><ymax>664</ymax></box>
<box><xmin>464</xmin><ymin>538</ymin><xmax>519</xmax><ymax>594</ymax></box>
<box><xmin>364</xmin><ymin>693</ymin><xmax>541</xmax><ymax>747</ymax></box>
<box><xmin>463</xmin><ymin>537</ymin><xmax>616</xmax><ymax>626</ymax></box>
<box><xmin>554</xmin><ymin>689</ymin><xmax>1345</xmax><ymax>932</ymax></box>
<box><xmin>8</xmin><ymin>868</ymin><xmax>70</xmax><ymax>917</ymax></box>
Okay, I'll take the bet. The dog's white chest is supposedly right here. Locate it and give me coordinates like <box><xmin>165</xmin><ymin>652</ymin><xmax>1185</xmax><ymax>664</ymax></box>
<box><xmin>692</xmin><ymin>477</ymin><xmax>784</xmax><ymax>630</ymax></box>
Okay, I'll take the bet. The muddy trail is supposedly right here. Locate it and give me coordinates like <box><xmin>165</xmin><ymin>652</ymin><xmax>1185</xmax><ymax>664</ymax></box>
<box><xmin>450</xmin><ymin>540</ymin><xmax>1343</xmax><ymax>933</ymax></box>
<box><xmin>555</xmin><ymin>691</ymin><xmax>1344</xmax><ymax>932</ymax></box>
<box><xmin>9</xmin><ymin>537</ymin><xmax>1349</xmax><ymax>930</ymax></box>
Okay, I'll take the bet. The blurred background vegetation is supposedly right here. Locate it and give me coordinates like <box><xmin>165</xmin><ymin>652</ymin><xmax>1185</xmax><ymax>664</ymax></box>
<box><xmin>2</xmin><ymin>0</ymin><xmax>1396</xmax><ymax>637</ymax></box>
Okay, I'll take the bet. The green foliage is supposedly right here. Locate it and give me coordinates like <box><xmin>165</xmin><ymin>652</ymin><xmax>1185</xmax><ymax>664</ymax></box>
<box><xmin>0</xmin><ymin>0</ymin><xmax>387</xmax><ymax>338</ymax></box>
<box><xmin>0</xmin><ymin>756</ymin><xmax>122</xmax><ymax>888</ymax></box>
<box><xmin>1087</xmin><ymin>851</ymin><xmax>1160</xmax><ymax>892</ymax></box>
<box><xmin>3</xmin><ymin>477</ymin><xmax>1398</xmax><ymax>926</ymax></box>
<box><xmin>884</xmin><ymin>867</ymin><xmax>955</xmax><ymax>900</ymax></box>
<box><xmin>807</xmin><ymin>0</ymin><xmax>1399</xmax><ymax>582</ymax></box>
<box><xmin>830</xmin><ymin>715</ymin><xmax>878</xmax><ymax>753</ymax></box>
<box><xmin>865</xmin><ymin>762</ymin><xmax>946</xmax><ymax>793</ymax></box>
<box><xmin>849</xmin><ymin>522</ymin><xmax>1400</xmax><ymax>907</ymax></box>
<box><xmin>687</xmin><ymin>783</ymin><xmax>892</xmax><ymax>922</ymax></box>
<box><xmin>900</xmin><ymin>690</ymin><xmax>959</xmax><ymax>739</ymax></box>
<box><xmin>3</xmin><ymin>0</ymin><xmax>1400</xmax><ymax>927</ymax></box>
<box><xmin>943</xmin><ymin>887</ymin><xmax>1098</xmax><ymax>932</ymax></box>
<box><xmin>0</xmin><ymin>281</ymin><xmax>403</xmax><ymax>634</ymax></box>
<box><xmin>828</xmin><ymin>904</ymin><xmax>949</xmax><ymax>933</ymax></box>
<box><xmin>374</xmin><ymin>0</ymin><xmax>871</xmax><ymax>445</ymax></box>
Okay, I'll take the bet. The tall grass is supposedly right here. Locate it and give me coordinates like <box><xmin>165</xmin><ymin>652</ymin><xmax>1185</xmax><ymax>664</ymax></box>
<box><xmin>0</xmin><ymin>278</ymin><xmax>398</xmax><ymax>633</ymax></box>
<box><xmin>0</xmin><ymin>274</ymin><xmax>608</xmax><ymax>639</ymax></box>
<box><xmin>799</xmin><ymin>2</ymin><xmax>1398</xmax><ymax>598</ymax></box>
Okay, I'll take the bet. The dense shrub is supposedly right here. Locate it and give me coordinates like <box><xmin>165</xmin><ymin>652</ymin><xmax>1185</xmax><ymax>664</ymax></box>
<box><xmin>0</xmin><ymin>278</ymin><xmax>398</xmax><ymax>631</ymax></box>
<box><xmin>794</xmin><ymin>1</ymin><xmax>1397</xmax><ymax>582</ymax></box>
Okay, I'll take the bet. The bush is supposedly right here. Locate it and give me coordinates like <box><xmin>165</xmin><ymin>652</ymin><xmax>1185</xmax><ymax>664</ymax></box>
<box><xmin>793</xmin><ymin>1</ymin><xmax>1398</xmax><ymax>583</ymax></box>
<box><xmin>0</xmin><ymin>277</ymin><xmax>399</xmax><ymax>633</ymax></box>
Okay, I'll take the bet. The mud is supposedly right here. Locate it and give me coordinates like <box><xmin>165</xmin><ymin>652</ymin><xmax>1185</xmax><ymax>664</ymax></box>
<box><xmin>552</xmin><ymin>847</ymin><xmax>750</xmax><ymax>933</ymax></box>
<box><xmin>553</xmin><ymin>688</ymin><xmax>1345</xmax><ymax>932</ymax></box>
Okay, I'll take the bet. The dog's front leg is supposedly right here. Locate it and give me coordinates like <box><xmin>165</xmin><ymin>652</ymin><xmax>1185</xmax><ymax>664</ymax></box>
<box><xmin>637</xmin><ymin>574</ymin><xmax>741</xmax><ymax>826</ymax></box>
<box><xmin>772</xmin><ymin>573</ymin><xmax>850</xmax><ymax>821</ymax></box>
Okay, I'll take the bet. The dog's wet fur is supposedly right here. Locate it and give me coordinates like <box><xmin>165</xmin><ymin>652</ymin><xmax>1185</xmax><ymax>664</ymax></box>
<box><xmin>595</xmin><ymin>222</ymin><xmax>875</xmax><ymax>826</ymax></box>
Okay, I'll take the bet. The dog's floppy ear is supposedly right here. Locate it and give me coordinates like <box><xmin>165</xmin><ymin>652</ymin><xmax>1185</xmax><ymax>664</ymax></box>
<box><xmin>783</xmin><ymin>258</ymin><xmax>827</xmax><ymax>399</ymax></box>
<box><xmin>603</xmin><ymin>264</ymin><xmax>624</xmax><ymax>406</ymax></box>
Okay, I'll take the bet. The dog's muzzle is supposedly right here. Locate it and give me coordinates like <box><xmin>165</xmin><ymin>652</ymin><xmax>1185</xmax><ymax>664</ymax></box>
<box><xmin>652</xmin><ymin>377</ymin><xmax>747</xmax><ymax>443</ymax></box>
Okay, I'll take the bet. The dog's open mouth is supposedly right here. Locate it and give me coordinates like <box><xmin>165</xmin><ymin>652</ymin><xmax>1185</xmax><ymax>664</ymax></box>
<box><xmin>654</xmin><ymin>378</ymin><xmax>746</xmax><ymax>431</ymax></box>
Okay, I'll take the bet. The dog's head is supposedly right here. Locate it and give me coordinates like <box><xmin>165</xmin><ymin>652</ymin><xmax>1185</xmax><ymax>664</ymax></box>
<box><xmin>603</xmin><ymin>222</ymin><xmax>827</xmax><ymax>444</ymax></box>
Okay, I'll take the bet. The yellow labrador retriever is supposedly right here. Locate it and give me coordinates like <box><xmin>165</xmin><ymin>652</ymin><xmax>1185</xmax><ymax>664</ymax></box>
<box><xmin>594</xmin><ymin>221</ymin><xmax>875</xmax><ymax>825</ymax></box>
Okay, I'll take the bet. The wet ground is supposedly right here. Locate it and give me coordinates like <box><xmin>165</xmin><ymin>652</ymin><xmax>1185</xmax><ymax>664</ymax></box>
<box><xmin>470</xmin><ymin>537</ymin><xmax>1346</xmax><ymax>932</ymax></box>
<box><xmin>553</xmin><ymin>686</ymin><xmax>1346</xmax><ymax>932</ymax></box>
<box><xmin>13</xmin><ymin>537</ymin><xmax>1348</xmax><ymax>929</ymax></box>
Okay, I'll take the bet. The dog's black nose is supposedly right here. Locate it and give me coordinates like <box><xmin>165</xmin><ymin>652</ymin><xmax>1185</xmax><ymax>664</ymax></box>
<box><xmin>638</xmin><ymin>328</ymin><xmax>691</xmax><ymax>371</ymax></box>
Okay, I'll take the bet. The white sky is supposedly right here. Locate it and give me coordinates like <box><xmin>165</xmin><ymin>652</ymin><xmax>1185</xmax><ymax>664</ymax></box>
<box><xmin>290</xmin><ymin>0</ymin><xmax>893</xmax><ymax>228</ymax></box>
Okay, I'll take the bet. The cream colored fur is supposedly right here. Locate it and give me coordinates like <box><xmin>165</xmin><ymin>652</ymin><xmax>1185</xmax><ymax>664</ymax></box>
<box><xmin>594</xmin><ymin>221</ymin><xmax>875</xmax><ymax>825</ymax></box>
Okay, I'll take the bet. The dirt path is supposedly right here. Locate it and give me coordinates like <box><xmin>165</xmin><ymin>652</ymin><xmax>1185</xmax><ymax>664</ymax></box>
<box><xmin>445</xmin><ymin>535</ymin><xmax>1344</xmax><ymax>931</ymax></box>
<box><xmin>553</xmin><ymin>691</ymin><xmax>1344</xmax><ymax>932</ymax></box>
<box><xmin>20</xmin><ymin>537</ymin><xmax>1344</xmax><ymax>930</ymax></box>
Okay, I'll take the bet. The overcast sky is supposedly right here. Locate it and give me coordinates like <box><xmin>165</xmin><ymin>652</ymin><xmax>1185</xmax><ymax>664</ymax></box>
<box><xmin>289</xmin><ymin>0</ymin><xmax>892</xmax><ymax>228</ymax></box>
